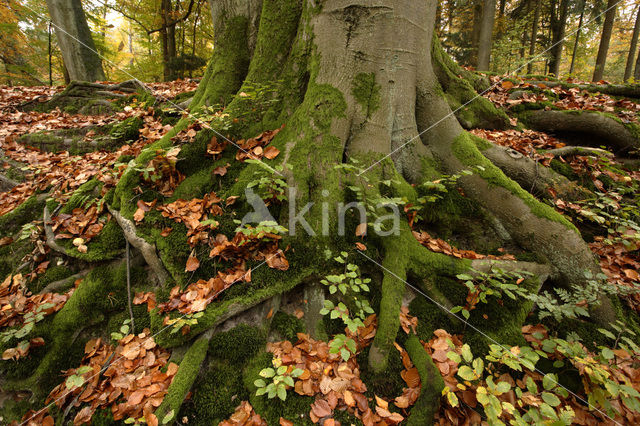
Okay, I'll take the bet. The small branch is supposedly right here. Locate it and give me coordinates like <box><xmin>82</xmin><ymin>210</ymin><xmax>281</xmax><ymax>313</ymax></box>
<box><xmin>107</xmin><ymin>205</ymin><xmax>170</xmax><ymax>285</ymax></box>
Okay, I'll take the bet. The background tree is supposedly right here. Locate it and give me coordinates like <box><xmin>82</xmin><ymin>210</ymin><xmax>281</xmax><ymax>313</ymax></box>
<box><xmin>477</xmin><ymin>0</ymin><xmax>497</xmax><ymax>70</ymax></box>
<box><xmin>593</xmin><ymin>0</ymin><xmax>618</xmax><ymax>81</ymax></box>
<box><xmin>45</xmin><ymin>0</ymin><xmax>106</xmax><ymax>81</ymax></box>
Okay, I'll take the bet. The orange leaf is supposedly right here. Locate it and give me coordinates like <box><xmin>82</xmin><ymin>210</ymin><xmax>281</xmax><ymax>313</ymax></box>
<box><xmin>185</xmin><ymin>253</ymin><xmax>200</xmax><ymax>272</ymax></box>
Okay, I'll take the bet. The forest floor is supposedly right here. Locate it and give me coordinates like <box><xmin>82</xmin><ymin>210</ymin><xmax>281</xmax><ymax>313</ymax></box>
<box><xmin>0</xmin><ymin>76</ymin><xmax>639</xmax><ymax>425</ymax></box>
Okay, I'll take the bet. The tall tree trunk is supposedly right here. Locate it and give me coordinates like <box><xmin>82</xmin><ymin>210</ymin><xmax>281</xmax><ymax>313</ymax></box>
<box><xmin>471</xmin><ymin>0</ymin><xmax>483</xmax><ymax>66</ymax></box>
<box><xmin>527</xmin><ymin>0</ymin><xmax>542</xmax><ymax>74</ymax></box>
<box><xmin>45</xmin><ymin>0</ymin><xmax>106</xmax><ymax>82</ymax></box>
<box><xmin>160</xmin><ymin>0</ymin><xmax>178</xmax><ymax>81</ymax></box>
<box><xmin>570</xmin><ymin>0</ymin><xmax>586</xmax><ymax>76</ymax></box>
<box><xmin>548</xmin><ymin>0</ymin><xmax>569</xmax><ymax>76</ymax></box>
<box><xmin>477</xmin><ymin>0</ymin><xmax>496</xmax><ymax>71</ymax></box>
<box><xmin>593</xmin><ymin>0</ymin><xmax>618</xmax><ymax>82</ymax></box>
<box><xmin>625</xmin><ymin>5</ymin><xmax>640</xmax><ymax>82</ymax></box>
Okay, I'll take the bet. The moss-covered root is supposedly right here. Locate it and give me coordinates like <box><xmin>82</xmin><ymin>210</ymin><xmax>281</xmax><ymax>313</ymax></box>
<box><xmin>368</xmin><ymin>243</ymin><xmax>408</xmax><ymax>374</ymax></box>
<box><xmin>155</xmin><ymin>338</ymin><xmax>209</xmax><ymax>425</ymax></box>
<box><xmin>404</xmin><ymin>334</ymin><xmax>444</xmax><ymax>425</ymax></box>
<box><xmin>431</xmin><ymin>37</ymin><xmax>509</xmax><ymax>130</ymax></box>
<box><xmin>107</xmin><ymin>206</ymin><xmax>170</xmax><ymax>285</ymax></box>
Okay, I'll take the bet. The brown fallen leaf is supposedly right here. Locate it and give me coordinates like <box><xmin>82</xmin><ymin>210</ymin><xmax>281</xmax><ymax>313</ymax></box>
<box><xmin>185</xmin><ymin>253</ymin><xmax>200</xmax><ymax>272</ymax></box>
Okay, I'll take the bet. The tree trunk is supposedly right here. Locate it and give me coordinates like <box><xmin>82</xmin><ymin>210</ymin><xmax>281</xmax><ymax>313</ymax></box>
<box><xmin>160</xmin><ymin>0</ymin><xmax>179</xmax><ymax>81</ymax></box>
<box><xmin>170</xmin><ymin>0</ymin><xmax>614</xmax><ymax>375</ymax></box>
<box><xmin>527</xmin><ymin>0</ymin><xmax>541</xmax><ymax>74</ymax></box>
<box><xmin>593</xmin><ymin>0</ymin><xmax>617</xmax><ymax>82</ymax></box>
<box><xmin>477</xmin><ymin>0</ymin><xmax>496</xmax><ymax>71</ymax></box>
<box><xmin>569</xmin><ymin>0</ymin><xmax>586</xmax><ymax>76</ymax></box>
<box><xmin>5</xmin><ymin>2</ymin><xmax>630</xmax><ymax>422</ymax></box>
<box><xmin>548</xmin><ymin>0</ymin><xmax>569</xmax><ymax>76</ymax></box>
<box><xmin>625</xmin><ymin>6</ymin><xmax>640</xmax><ymax>82</ymax></box>
<box><xmin>45</xmin><ymin>0</ymin><xmax>106</xmax><ymax>82</ymax></box>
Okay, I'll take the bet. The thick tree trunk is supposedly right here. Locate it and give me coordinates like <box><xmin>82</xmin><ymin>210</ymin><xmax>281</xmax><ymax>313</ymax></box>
<box><xmin>593</xmin><ymin>0</ymin><xmax>617</xmax><ymax>82</ymax></box>
<box><xmin>625</xmin><ymin>6</ymin><xmax>640</xmax><ymax>82</ymax></box>
<box><xmin>167</xmin><ymin>0</ymin><xmax>616</xmax><ymax>375</ymax></box>
<box><xmin>45</xmin><ymin>0</ymin><xmax>106</xmax><ymax>82</ymax></box>
<box><xmin>477</xmin><ymin>0</ymin><xmax>496</xmax><ymax>71</ymax></box>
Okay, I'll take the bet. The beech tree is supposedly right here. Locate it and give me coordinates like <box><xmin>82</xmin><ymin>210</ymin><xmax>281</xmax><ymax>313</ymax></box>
<box><xmin>4</xmin><ymin>0</ymin><xmax>640</xmax><ymax>424</ymax></box>
<box><xmin>45</xmin><ymin>0</ymin><xmax>105</xmax><ymax>81</ymax></box>
<box><xmin>593</xmin><ymin>0</ymin><xmax>617</xmax><ymax>82</ymax></box>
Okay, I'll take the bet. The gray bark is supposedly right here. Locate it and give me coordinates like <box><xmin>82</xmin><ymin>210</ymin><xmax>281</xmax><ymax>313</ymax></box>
<box><xmin>625</xmin><ymin>6</ymin><xmax>640</xmax><ymax>82</ymax></box>
<box><xmin>477</xmin><ymin>0</ymin><xmax>496</xmax><ymax>71</ymax></box>
<box><xmin>593</xmin><ymin>0</ymin><xmax>617</xmax><ymax>82</ymax></box>
<box><xmin>45</xmin><ymin>0</ymin><xmax>105</xmax><ymax>82</ymax></box>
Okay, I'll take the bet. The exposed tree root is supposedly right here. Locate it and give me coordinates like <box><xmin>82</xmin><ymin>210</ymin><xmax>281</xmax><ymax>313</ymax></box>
<box><xmin>546</xmin><ymin>146</ymin><xmax>614</xmax><ymax>157</ymax></box>
<box><xmin>521</xmin><ymin>110</ymin><xmax>640</xmax><ymax>156</ymax></box>
<box><xmin>404</xmin><ymin>334</ymin><xmax>444</xmax><ymax>425</ymax></box>
<box><xmin>154</xmin><ymin>337</ymin><xmax>210</xmax><ymax>425</ymax></box>
<box><xmin>0</xmin><ymin>174</ymin><xmax>18</xmax><ymax>191</ymax></box>
<box><xmin>524</xmin><ymin>80</ymin><xmax>640</xmax><ymax>99</ymax></box>
<box><xmin>479</xmin><ymin>142</ymin><xmax>591</xmax><ymax>201</ymax></box>
<box><xmin>43</xmin><ymin>205</ymin><xmax>72</xmax><ymax>256</ymax></box>
<box><xmin>20</xmin><ymin>80</ymin><xmax>154</xmax><ymax>114</ymax></box>
<box><xmin>38</xmin><ymin>270</ymin><xmax>89</xmax><ymax>294</ymax></box>
<box><xmin>107</xmin><ymin>206</ymin><xmax>170</xmax><ymax>285</ymax></box>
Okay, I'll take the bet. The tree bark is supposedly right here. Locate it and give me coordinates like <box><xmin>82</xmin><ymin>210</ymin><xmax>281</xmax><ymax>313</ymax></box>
<box><xmin>527</xmin><ymin>0</ymin><xmax>541</xmax><ymax>74</ymax></box>
<box><xmin>592</xmin><ymin>0</ymin><xmax>617</xmax><ymax>82</ymax></box>
<box><xmin>625</xmin><ymin>5</ymin><xmax>640</xmax><ymax>82</ymax></box>
<box><xmin>477</xmin><ymin>0</ymin><xmax>496</xmax><ymax>71</ymax></box>
<box><xmin>45</xmin><ymin>0</ymin><xmax>106</xmax><ymax>82</ymax></box>
<box><xmin>569</xmin><ymin>0</ymin><xmax>586</xmax><ymax>76</ymax></box>
<box><xmin>170</xmin><ymin>0</ymin><xmax>615</xmax><ymax>374</ymax></box>
<box><xmin>548</xmin><ymin>0</ymin><xmax>569</xmax><ymax>76</ymax></box>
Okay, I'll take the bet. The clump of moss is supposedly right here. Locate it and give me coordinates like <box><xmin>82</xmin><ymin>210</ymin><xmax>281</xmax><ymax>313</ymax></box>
<box><xmin>270</xmin><ymin>311</ymin><xmax>304</xmax><ymax>342</ymax></box>
<box><xmin>183</xmin><ymin>360</ymin><xmax>249</xmax><ymax>425</ymax></box>
<box><xmin>0</xmin><ymin>194</ymin><xmax>45</xmax><ymax>238</ymax></box>
<box><xmin>155</xmin><ymin>338</ymin><xmax>209</xmax><ymax>423</ymax></box>
<box><xmin>357</xmin><ymin>344</ymin><xmax>405</xmax><ymax>398</ymax></box>
<box><xmin>29</xmin><ymin>264</ymin><xmax>74</xmax><ymax>294</ymax></box>
<box><xmin>208</xmin><ymin>324</ymin><xmax>267</xmax><ymax>364</ymax></box>
<box><xmin>352</xmin><ymin>72</ymin><xmax>381</xmax><ymax>117</ymax></box>
<box><xmin>243</xmin><ymin>351</ymin><xmax>314</xmax><ymax>425</ymax></box>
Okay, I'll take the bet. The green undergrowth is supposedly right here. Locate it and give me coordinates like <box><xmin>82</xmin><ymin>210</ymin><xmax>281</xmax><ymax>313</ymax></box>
<box><xmin>271</xmin><ymin>311</ymin><xmax>305</xmax><ymax>341</ymax></box>
<box><xmin>244</xmin><ymin>351</ymin><xmax>315</xmax><ymax>425</ymax></box>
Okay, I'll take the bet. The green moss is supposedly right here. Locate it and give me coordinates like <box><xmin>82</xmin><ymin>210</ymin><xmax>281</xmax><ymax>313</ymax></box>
<box><xmin>57</xmin><ymin>219</ymin><xmax>125</xmax><ymax>262</ymax></box>
<box><xmin>368</xmin><ymin>238</ymin><xmax>409</xmax><ymax>373</ymax></box>
<box><xmin>29</xmin><ymin>265</ymin><xmax>74</xmax><ymax>294</ymax></box>
<box><xmin>152</xmin><ymin>263</ymin><xmax>314</xmax><ymax>348</ymax></box>
<box><xmin>208</xmin><ymin>324</ymin><xmax>266</xmax><ymax>364</ymax></box>
<box><xmin>243</xmin><ymin>351</ymin><xmax>314</xmax><ymax>425</ymax></box>
<box><xmin>155</xmin><ymin>338</ymin><xmax>209</xmax><ymax>424</ymax></box>
<box><xmin>352</xmin><ymin>72</ymin><xmax>381</xmax><ymax>117</ymax></box>
<box><xmin>0</xmin><ymin>194</ymin><xmax>45</xmax><ymax>238</ymax></box>
<box><xmin>271</xmin><ymin>311</ymin><xmax>305</xmax><ymax>342</ymax></box>
<box><xmin>184</xmin><ymin>360</ymin><xmax>249</xmax><ymax>425</ymax></box>
<box><xmin>190</xmin><ymin>15</ymin><xmax>251</xmax><ymax>110</ymax></box>
<box><xmin>454</xmin><ymin>133</ymin><xmax>577</xmax><ymax>232</ymax></box>
<box><xmin>2</xmin><ymin>263</ymin><xmax>137</xmax><ymax>399</ymax></box>
<box><xmin>358</xmin><ymin>345</ymin><xmax>405</xmax><ymax>399</ymax></box>
<box><xmin>60</xmin><ymin>179</ymin><xmax>102</xmax><ymax>214</ymax></box>
<box><xmin>404</xmin><ymin>334</ymin><xmax>444</xmax><ymax>425</ymax></box>
<box><xmin>109</xmin><ymin>116</ymin><xmax>143</xmax><ymax>141</ymax></box>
